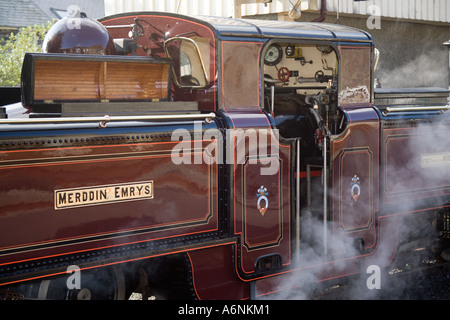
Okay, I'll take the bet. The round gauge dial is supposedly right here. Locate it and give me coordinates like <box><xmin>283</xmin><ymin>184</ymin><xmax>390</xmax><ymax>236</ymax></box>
<box><xmin>285</xmin><ymin>45</ymin><xmax>296</xmax><ymax>57</ymax></box>
<box><xmin>264</xmin><ymin>44</ymin><xmax>283</xmax><ymax>66</ymax></box>
<box><xmin>316</xmin><ymin>45</ymin><xmax>333</xmax><ymax>55</ymax></box>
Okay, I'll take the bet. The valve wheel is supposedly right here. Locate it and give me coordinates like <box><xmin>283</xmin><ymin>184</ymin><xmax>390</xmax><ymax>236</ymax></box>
<box><xmin>278</xmin><ymin>67</ymin><xmax>290</xmax><ymax>82</ymax></box>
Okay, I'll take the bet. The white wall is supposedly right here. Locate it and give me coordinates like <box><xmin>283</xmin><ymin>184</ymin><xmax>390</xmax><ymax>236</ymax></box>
<box><xmin>326</xmin><ymin>0</ymin><xmax>449</xmax><ymax>23</ymax></box>
<box><xmin>103</xmin><ymin>0</ymin><xmax>310</xmax><ymax>18</ymax></box>
<box><xmin>104</xmin><ymin>0</ymin><xmax>450</xmax><ymax>23</ymax></box>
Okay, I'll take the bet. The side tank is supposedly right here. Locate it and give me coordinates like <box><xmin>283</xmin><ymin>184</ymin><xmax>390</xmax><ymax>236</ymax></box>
<box><xmin>0</xmin><ymin>113</ymin><xmax>222</xmax><ymax>284</ymax></box>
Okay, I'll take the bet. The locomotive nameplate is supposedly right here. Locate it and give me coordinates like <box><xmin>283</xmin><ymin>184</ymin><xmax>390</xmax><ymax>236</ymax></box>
<box><xmin>55</xmin><ymin>181</ymin><xmax>153</xmax><ymax>210</ymax></box>
<box><xmin>421</xmin><ymin>153</ymin><xmax>450</xmax><ymax>168</ymax></box>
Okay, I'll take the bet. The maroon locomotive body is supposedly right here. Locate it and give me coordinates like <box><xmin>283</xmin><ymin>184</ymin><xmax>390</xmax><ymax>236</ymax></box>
<box><xmin>0</xmin><ymin>12</ymin><xmax>449</xmax><ymax>300</ymax></box>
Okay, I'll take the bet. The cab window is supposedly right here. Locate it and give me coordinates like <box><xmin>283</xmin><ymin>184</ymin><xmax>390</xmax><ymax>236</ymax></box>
<box><xmin>164</xmin><ymin>37</ymin><xmax>209</xmax><ymax>88</ymax></box>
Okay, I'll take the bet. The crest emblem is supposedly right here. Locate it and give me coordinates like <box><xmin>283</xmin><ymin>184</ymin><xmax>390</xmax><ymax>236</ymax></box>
<box><xmin>256</xmin><ymin>185</ymin><xmax>269</xmax><ymax>216</ymax></box>
<box><xmin>351</xmin><ymin>175</ymin><xmax>361</xmax><ymax>202</ymax></box>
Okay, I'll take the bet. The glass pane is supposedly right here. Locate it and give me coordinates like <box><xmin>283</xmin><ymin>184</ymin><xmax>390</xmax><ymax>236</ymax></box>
<box><xmin>165</xmin><ymin>37</ymin><xmax>208</xmax><ymax>88</ymax></box>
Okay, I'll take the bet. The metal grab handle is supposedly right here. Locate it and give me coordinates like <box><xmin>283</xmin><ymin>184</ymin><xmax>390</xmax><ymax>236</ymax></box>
<box><xmin>382</xmin><ymin>106</ymin><xmax>450</xmax><ymax>116</ymax></box>
<box><xmin>0</xmin><ymin>113</ymin><xmax>216</xmax><ymax>126</ymax></box>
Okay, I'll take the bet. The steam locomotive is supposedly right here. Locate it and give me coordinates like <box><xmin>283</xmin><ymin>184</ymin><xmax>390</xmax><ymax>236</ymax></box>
<box><xmin>0</xmin><ymin>11</ymin><xmax>449</xmax><ymax>300</ymax></box>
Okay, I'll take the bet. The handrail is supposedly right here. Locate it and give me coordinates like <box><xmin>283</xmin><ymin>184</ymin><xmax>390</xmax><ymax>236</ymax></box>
<box><xmin>0</xmin><ymin>113</ymin><xmax>216</xmax><ymax>127</ymax></box>
<box><xmin>382</xmin><ymin>105</ymin><xmax>450</xmax><ymax>116</ymax></box>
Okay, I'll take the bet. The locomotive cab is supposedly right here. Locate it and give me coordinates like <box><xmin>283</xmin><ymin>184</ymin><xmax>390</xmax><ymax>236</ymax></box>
<box><xmin>261</xmin><ymin>41</ymin><xmax>347</xmax><ymax>257</ymax></box>
<box><xmin>262</xmin><ymin>42</ymin><xmax>344</xmax><ymax>139</ymax></box>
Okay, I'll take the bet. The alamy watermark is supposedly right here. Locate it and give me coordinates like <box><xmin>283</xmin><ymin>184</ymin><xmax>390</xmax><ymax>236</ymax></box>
<box><xmin>171</xmin><ymin>122</ymin><xmax>280</xmax><ymax>176</ymax></box>
<box><xmin>366</xmin><ymin>264</ymin><xmax>381</xmax><ymax>290</ymax></box>
<box><xmin>66</xmin><ymin>264</ymin><xmax>81</xmax><ymax>290</ymax></box>
<box><xmin>66</xmin><ymin>5</ymin><xmax>82</xmax><ymax>29</ymax></box>
<box><xmin>366</xmin><ymin>5</ymin><xmax>381</xmax><ymax>30</ymax></box>
<box><xmin>64</xmin><ymin>263</ymin><xmax>382</xmax><ymax>293</ymax></box>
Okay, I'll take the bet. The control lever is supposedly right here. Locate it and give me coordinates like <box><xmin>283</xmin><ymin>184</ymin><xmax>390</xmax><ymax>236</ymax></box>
<box><xmin>298</xmin><ymin>57</ymin><xmax>313</xmax><ymax>65</ymax></box>
<box><xmin>296</xmin><ymin>70</ymin><xmax>333</xmax><ymax>84</ymax></box>
<box><xmin>314</xmin><ymin>70</ymin><xmax>333</xmax><ymax>83</ymax></box>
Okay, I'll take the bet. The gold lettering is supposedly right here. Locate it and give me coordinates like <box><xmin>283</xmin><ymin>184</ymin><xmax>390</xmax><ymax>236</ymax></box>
<box><xmin>55</xmin><ymin>181</ymin><xmax>153</xmax><ymax>210</ymax></box>
<box><xmin>421</xmin><ymin>153</ymin><xmax>450</xmax><ymax>168</ymax></box>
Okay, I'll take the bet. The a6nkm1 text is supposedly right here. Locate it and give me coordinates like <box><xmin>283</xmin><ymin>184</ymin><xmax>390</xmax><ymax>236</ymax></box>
<box><xmin>178</xmin><ymin>303</ymin><xmax>269</xmax><ymax>317</ymax></box>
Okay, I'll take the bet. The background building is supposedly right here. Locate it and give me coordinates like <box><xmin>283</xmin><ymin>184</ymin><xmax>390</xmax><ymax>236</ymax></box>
<box><xmin>0</xmin><ymin>0</ymin><xmax>448</xmax><ymax>88</ymax></box>
<box><xmin>104</xmin><ymin>0</ymin><xmax>450</xmax><ymax>88</ymax></box>
<box><xmin>0</xmin><ymin>0</ymin><xmax>105</xmax><ymax>39</ymax></box>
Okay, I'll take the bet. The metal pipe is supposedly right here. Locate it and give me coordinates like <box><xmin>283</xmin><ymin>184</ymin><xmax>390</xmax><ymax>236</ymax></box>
<box><xmin>271</xmin><ymin>85</ymin><xmax>275</xmax><ymax>115</ymax></box>
<box><xmin>323</xmin><ymin>128</ymin><xmax>328</xmax><ymax>257</ymax></box>
<box><xmin>104</xmin><ymin>24</ymin><xmax>134</xmax><ymax>29</ymax></box>
<box><xmin>306</xmin><ymin>164</ymin><xmax>311</xmax><ymax>209</ymax></box>
<box><xmin>0</xmin><ymin>113</ymin><xmax>216</xmax><ymax>126</ymax></box>
<box><xmin>382</xmin><ymin>105</ymin><xmax>450</xmax><ymax>116</ymax></box>
<box><xmin>443</xmin><ymin>40</ymin><xmax>450</xmax><ymax>90</ymax></box>
<box><xmin>297</xmin><ymin>77</ymin><xmax>317</xmax><ymax>83</ymax></box>
<box><xmin>312</xmin><ymin>0</ymin><xmax>327</xmax><ymax>22</ymax></box>
<box><xmin>296</xmin><ymin>138</ymin><xmax>301</xmax><ymax>263</ymax></box>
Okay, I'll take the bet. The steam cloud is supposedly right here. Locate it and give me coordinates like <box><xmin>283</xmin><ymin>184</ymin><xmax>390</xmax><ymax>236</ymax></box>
<box><xmin>263</xmin><ymin>99</ymin><xmax>450</xmax><ymax>300</ymax></box>
<box><xmin>376</xmin><ymin>48</ymin><xmax>448</xmax><ymax>88</ymax></box>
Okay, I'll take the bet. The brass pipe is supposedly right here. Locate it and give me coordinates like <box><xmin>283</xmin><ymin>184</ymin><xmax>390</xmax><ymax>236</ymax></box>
<box><xmin>382</xmin><ymin>106</ymin><xmax>450</xmax><ymax>116</ymax></box>
<box><xmin>0</xmin><ymin>113</ymin><xmax>216</xmax><ymax>126</ymax></box>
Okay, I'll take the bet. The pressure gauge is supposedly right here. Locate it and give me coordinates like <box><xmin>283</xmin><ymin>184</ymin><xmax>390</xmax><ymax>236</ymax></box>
<box><xmin>316</xmin><ymin>45</ymin><xmax>333</xmax><ymax>55</ymax></box>
<box><xmin>285</xmin><ymin>44</ymin><xmax>296</xmax><ymax>57</ymax></box>
<box><xmin>264</xmin><ymin>44</ymin><xmax>283</xmax><ymax>66</ymax></box>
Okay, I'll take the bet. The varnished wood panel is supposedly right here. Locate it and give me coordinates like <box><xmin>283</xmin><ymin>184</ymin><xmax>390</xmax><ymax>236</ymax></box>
<box><xmin>34</xmin><ymin>59</ymin><xmax>170</xmax><ymax>102</ymax></box>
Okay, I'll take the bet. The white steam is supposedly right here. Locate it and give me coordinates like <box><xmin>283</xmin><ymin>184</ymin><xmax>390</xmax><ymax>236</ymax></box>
<box><xmin>376</xmin><ymin>48</ymin><xmax>448</xmax><ymax>88</ymax></box>
<box><xmin>263</xmin><ymin>109</ymin><xmax>450</xmax><ymax>300</ymax></box>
